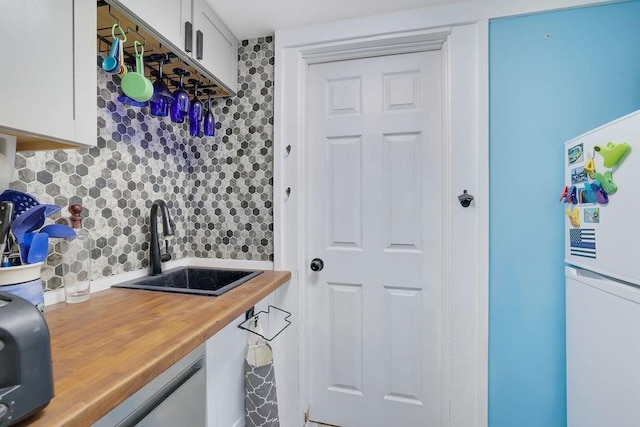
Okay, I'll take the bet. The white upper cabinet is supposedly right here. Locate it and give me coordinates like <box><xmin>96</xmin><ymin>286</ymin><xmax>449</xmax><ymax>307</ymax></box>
<box><xmin>192</xmin><ymin>0</ymin><xmax>238</xmax><ymax>94</ymax></box>
<box><xmin>0</xmin><ymin>0</ymin><xmax>96</xmax><ymax>150</ymax></box>
<box><xmin>109</xmin><ymin>0</ymin><xmax>239</xmax><ymax>94</ymax></box>
<box><xmin>114</xmin><ymin>0</ymin><xmax>191</xmax><ymax>54</ymax></box>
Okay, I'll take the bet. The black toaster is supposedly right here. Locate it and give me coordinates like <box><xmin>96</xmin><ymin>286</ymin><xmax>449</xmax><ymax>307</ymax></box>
<box><xmin>0</xmin><ymin>291</ymin><xmax>54</xmax><ymax>426</ymax></box>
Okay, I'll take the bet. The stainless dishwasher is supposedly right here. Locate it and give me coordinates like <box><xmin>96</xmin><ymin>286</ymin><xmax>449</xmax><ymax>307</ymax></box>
<box><xmin>94</xmin><ymin>345</ymin><xmax>206</xmax><ymax>427</ymax></box>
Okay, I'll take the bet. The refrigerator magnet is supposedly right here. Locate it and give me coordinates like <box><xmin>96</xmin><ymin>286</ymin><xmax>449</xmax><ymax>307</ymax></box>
<box><xmin>569</xmin><ymin>228</ymin><xmax>596</xmax><ymax>258</ymax></box>
<box><xmin>565</xmin><ymin>206</ymin><xmax>581</xmax><ymax>227</ymax></box>
<box><xmin>593</xmin><ymin>171</ymin><xmax>617</xmax><ymax>195</ymax></box>
<box><xmin>584</xmin><ymin>208</ymin><xmax>600</xmax><ymax>224</ymax></box>
<box><xmin>594</xmin><ymin>141</ymin><xmax>630</xmax><ymax>168</ymax></box>
<box><xmin>559</xmin><ymin>185</ymin><xmax>569</xmax><ymax>202</ymax></box>
<box><xmin>590</xmin><ymin>181</ymin><xmax>609</xmax><ymax>204</ymax></box>
<box><xmin>567</xmin><ymin>185</ymin><xmax>578</xmax><ymax>205</ymax></box>
<box><xmin>584</xmin><ymin>157</ymin><xmax>596</xmax><ymax>179</ymax></box>
<box><xmin>579</xmin><ymin>185</ymin><xmax>596</xmax><ymax>204</ymax></box>
<box><xmin>568</xmin><ymin>143</ymin><xmax>584</xmax><ymax>165</ymax></box>
<box><xmin>571</xmin><ymin>166</ymin><xmax>589</xmax><ymax>184</ymax></box>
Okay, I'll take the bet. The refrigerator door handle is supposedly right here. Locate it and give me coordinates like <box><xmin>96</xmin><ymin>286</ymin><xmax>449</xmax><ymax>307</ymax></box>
<box><xmin>566</xmin><ymin>266</ymin><xmax>640</xmax><ymax>303</ymax></box>
<box><xmin>565</xmin><ymin>266</ymin><xmax>603</xmax><ymax>280</ymax></box>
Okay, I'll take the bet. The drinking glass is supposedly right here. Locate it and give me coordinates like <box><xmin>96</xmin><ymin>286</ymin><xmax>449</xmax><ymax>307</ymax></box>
<box><xmin>188</xmin><ymin>80</ymin><xmax>203</xmax><ymax>137</ymax></box>
<box><xmin>170</xmin><ymin>68</ymin><xmax>190</xmax><ymax>123</ymax></box>
<box><xmin>202</xmin><ymin>89</ymin><xmax>216</xmax><ymax>137</ymax></box>
<box><xmin>149</xmin><ymin>54</ymin><xmax>173</xmax><ymax>117</ymax></box>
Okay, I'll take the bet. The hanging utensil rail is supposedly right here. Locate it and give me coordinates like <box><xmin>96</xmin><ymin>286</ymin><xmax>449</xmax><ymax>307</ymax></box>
<box><xmin>96</xmin><ymin>0</ymin><xmax>228</xmax><ymax>98</ymax></box>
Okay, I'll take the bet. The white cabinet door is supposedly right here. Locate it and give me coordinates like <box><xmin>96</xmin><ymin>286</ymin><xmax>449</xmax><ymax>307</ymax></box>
<box><xmin>192</xmin><ymin>0</ymin><xmax>238</xmax><ymax>92</ymax></box>
<box><xmin>206</xmin><ymin>313</ymin><xmax>248</xmax><ymax>427</ymax></box>
<box><xmin>205</xmin><ymin>296</ymin><xmax>273</xmax><ymax>427</ymax></box>
<box><xmin>112</xmin><ymin>0</ymin><xmax>191</xmax><ymax>54</ymax></box>
<box><xmin>0</xmin><ymin>0</ymin><xmax>96</xmax><ymax>149</ymax></box>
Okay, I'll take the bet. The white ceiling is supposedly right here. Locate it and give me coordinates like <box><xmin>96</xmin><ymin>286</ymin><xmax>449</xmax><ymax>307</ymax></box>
<box><xmin>206</xmin><ymin>0</ymin><xmax>465</xmax><ymax>40</ymax></box>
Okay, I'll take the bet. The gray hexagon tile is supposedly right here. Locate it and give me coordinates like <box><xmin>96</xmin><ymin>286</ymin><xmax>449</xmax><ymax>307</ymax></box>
<box><xmin>189</xmin><ymin>36</ymin><xmax>274</xmax><ymax>261</ymax></box>
<box><xmin>9</xmin><ymin>36</ymin><xmax>274</xmax><ymax>291</ymax></box>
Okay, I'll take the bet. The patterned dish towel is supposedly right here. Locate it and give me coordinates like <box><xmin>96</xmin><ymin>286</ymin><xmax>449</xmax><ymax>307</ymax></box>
<box><xmin>245</xmin><ymin>319</ymin><xmax>279</xmax><ymax>427</ymax></box>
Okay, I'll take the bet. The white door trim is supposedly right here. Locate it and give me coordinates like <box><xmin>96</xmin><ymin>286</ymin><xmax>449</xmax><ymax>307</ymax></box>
<box><xmin>303</xmin><ymin>29</ymin><xmax>451</xmax><ymax>65</ymax></box>
<box><xmin>274</xmin><ymin>21</ymin><xmax>488</xmax><ymax>427</ymax></box>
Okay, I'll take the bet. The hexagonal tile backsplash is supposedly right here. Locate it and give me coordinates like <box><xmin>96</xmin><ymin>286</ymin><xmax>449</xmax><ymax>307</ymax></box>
<box><xmin>9</xmin><ymin>36</ymin><xmax>274</xmax><ymax>292</ymax></box>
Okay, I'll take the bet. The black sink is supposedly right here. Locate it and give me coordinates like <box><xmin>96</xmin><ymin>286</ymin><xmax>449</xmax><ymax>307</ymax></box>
<box><xmin>112</xmin><ymin>267</ymin><xmax>263</xmax><ymax>296</ymax></box>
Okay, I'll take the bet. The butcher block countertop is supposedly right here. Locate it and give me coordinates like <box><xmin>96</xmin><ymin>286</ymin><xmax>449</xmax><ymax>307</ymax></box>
<box><xmin>24</xmin><ymin>270</ymin><xmax>291</xmax><ymax>427</ymax></box>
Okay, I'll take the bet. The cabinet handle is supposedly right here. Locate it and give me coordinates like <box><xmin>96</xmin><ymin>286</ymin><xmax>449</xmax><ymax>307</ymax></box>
<box><xmin>185</xmin><ymin>21</ymin><xmax>193</xmax><ymax>53</ymax></box>
<box><xmin>196</xmin><ymin>30</ymin><xmax>203</xmax><ymax>60</ymax></box>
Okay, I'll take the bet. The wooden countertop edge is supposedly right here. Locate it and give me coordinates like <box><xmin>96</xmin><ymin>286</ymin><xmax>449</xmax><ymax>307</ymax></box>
<box><xmin>25</xmin><ymin>270</ymin><xmax>291</xmax><ymax>427</ymax></box>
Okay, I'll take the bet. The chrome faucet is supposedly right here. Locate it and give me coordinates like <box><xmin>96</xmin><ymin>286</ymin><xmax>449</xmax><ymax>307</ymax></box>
<box><xmin>149</xmin><ymin>199</ymin><xmax>175</xmax><ymax>276</ymax></box>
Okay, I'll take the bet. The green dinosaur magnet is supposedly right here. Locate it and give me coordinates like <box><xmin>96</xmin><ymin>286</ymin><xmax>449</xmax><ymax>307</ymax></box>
<box><xmin>593</xmin><ymin>142</ymin><xmax>630</xmax><ymax>168</ymax></box>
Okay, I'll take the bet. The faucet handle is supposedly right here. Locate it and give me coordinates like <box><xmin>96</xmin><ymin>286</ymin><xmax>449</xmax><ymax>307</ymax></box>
<box><xmin>161</xmin><ymin>240</ymin><xmax>171</xmax><ymax>262</ymax></box>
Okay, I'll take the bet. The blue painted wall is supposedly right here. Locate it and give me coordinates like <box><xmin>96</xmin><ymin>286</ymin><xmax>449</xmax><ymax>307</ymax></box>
<box><xmin>489</xmin><ymin>2</ymin><xmax>640</xmax><ymax>426</ymax></box>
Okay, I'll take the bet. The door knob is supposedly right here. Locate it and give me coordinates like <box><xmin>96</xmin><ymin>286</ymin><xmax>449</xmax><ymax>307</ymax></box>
<box><xmin>310</xmin><ymin>258</ymin><xmax>324</xmax><ymax>272</ymax></box>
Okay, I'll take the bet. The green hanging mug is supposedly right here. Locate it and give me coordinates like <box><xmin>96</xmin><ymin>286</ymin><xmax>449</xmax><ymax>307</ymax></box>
<box><xmin>121</xmin><ymin>41</ymin><xmax>153</xmax><ymax>102</ymax></box>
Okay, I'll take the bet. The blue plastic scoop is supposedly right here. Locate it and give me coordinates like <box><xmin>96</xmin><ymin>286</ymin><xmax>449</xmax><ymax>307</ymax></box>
<box><xmin>26</xmin><ymin>232</ymin><xmax>49</xmax><ymax>264</ymax></box>
<box><xmin>11</xmin><ymin>205</ymin><xmax>47</xmax><ymax>243</ymax></box>
<box><xmin>40</xmin><ymin>224</ymin><xmax>76</xmax><ymax>238</ymax></box>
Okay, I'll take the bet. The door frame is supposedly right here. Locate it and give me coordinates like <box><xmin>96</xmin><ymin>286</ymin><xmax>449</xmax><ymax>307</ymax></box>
<box><xmin>274</xmin><ymin>19</ymin><xmax>489</xmax><ymax>427</ymax></box>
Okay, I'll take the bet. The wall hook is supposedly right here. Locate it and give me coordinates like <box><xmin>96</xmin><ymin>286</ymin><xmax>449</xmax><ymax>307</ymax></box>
<box><xmin>458</xmin><ymin>190</ymin><xmax>474</xmax><ymax>207</ymax></box>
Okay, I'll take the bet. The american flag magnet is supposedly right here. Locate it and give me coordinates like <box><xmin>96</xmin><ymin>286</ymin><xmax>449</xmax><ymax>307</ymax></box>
<box><xmin>570</xmin><ymin>228</ymin><xmax>596</xmax><ymax>259</ymax></box>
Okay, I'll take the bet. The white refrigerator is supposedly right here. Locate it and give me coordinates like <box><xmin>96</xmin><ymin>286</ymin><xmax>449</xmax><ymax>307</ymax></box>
<box><xmin>564</xmin><ymin>110</ymin><xmax>640</xmax><ymax>427</ymax></box>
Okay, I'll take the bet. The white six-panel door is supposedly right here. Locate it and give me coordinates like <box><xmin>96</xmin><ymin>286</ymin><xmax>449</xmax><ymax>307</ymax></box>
<box><xmin>306</xmin><ymin>50</ymin><xmax>444</xmax><ymax>426</ymax></box>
